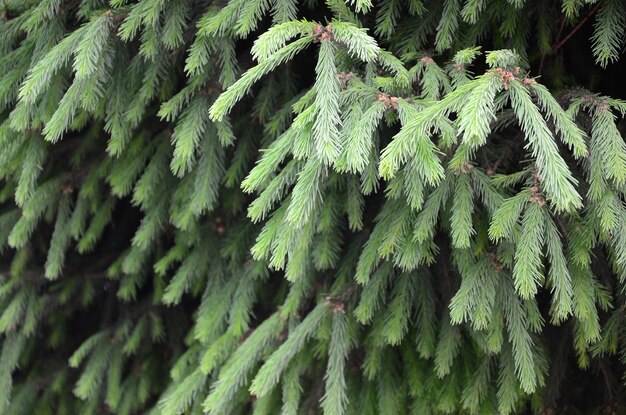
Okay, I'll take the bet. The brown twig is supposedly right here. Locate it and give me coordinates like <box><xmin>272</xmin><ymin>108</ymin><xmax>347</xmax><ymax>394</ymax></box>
<box><xmin>537</xmin><ymin>4</ymin><xmax>601</xmax><ymax>75</ymax></box>
<box><xmin>556</xmin><ymin>16</ymin><xmax>567</xmax><ymax>42</ymax></box>
<box><xmin>538</xmin><ymin>17</ymin><xmax>566</xmax><ymax>75</ymax></box>
<box><xmin>598</xmin><ymin>358</ymin><xmax>615</xmax><ymax>403</ymax></box>
<box><xmin>553</xmin><ymin>3</ymin><xmax>601</xmax><ymax>53</ymax></box>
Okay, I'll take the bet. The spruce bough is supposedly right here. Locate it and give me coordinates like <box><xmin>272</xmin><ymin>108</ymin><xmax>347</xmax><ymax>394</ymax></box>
<box><xmin>1</xmin><ymin>0</ymin><xmax>626</xmax><ymax>413</ymax></box>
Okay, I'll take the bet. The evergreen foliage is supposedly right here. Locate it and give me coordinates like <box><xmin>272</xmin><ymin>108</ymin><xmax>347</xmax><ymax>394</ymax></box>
<box><xmin>0</xmin><ymin>0</ymin><xmax>626</xmax><ymax>413</ymax></box>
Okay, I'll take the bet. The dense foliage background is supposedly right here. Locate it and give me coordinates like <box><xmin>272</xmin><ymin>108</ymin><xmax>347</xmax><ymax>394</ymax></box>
<box><xmin>1</xmin><ymin>0</ymin><xmax>626</xmax><ymax>414</ymax></box>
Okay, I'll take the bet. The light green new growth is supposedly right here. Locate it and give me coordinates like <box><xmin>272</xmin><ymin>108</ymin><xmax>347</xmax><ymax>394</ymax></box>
<box><xmin>1</xmin><ymin>1</ymin><xmax>626</xmax><ymax>414</ymax></box>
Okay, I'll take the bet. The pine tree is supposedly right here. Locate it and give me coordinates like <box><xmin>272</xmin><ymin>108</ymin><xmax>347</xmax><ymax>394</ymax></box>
<box><xmin>1</xmin><ymin>0</ymin><xmax>626</xmax><ymax>413</ymax></box>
